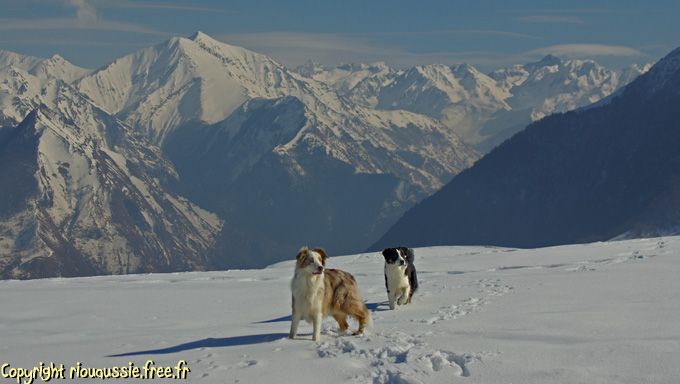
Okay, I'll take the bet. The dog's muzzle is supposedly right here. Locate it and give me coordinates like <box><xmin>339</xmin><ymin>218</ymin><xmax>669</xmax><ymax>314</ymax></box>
<box><xmin>312</xmin><ymin>266</ymin><xmax>324</xmax><ymax>275</ymax></box>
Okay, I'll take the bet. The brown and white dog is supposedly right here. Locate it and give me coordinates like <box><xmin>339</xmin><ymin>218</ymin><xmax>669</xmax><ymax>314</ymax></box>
<box><xmin>289</xmin><ymin>246</ymin><xmax>371</xmax><ymax>341</ymax></box>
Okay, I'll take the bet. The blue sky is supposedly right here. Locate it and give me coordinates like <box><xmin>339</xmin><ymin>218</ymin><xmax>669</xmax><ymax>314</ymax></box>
<box><xmin>0</xmin><ymin>0</ymin><xmax>678</xmax><ymax>71</ymax></box>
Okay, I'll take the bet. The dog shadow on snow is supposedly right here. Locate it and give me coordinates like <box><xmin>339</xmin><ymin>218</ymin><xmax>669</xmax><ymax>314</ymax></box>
<box><xmin>108</xmin><ymin>302</ymin><xmax>389</xmax><ymax>357</ymax></box>
<box><xmin>253</xmin><ymin>301</ymin><xmax>390</xmax><ymax>325</ymax></box>
<box><xmin>108</xmin><ymin>333</ymin><xmax>291</xmax><ymax>357</ymax></box>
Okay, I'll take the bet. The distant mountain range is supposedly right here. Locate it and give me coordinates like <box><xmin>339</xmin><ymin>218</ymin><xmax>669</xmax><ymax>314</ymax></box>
<box><xmin>0</xmin><ymin>32</ymin><xmax>654</xmax><ymax>278</ymax></box>
<box><xmin>373</xmin><ymin>47</ymin><xmax>680</xmax><ymax>251</ymax></box>
<box><xmin>297</xmin><ymin>56</ymin><xmax>650</xmax><ymax>152</ymax></box>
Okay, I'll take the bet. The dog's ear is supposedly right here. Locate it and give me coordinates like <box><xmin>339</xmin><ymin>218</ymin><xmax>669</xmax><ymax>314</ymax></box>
<box><xmin>403</xmin><ymin>247</ymin><xmax>415</xmax><ymax>263</ymax></box>
<box><xmin>397</xmin><ymin>247</ymin><xmax>413</xmax><ymax>261</ymax></box>
<box><xmin>296</xmin><ymin>246</ymin><xmax>309</xmax><ymax>262</ymax></box>
<box><xmin>313</xmin><ymin>248</ymin><xmax>328</xmax><ymax>266</ymax></box>
<box><xmin>382</xmin><ymin>248</ymin><xmax>390</xmax><ymax>258</ymax></box>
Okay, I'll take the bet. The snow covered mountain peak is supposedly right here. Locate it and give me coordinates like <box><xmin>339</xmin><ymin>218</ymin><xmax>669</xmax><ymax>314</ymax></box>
<box><xmin>0</xmin><ymin>50</ymin><xmax>43</xmax><ymax>71</ymax></box>
<box><xmin>377</xmin><ymin>63</ymin><xmax>510</xmax><ymax>124</ymax></box>
<box><xmin>450</xmin><ymin>62</ymin><xmax>478</xmax><ymax>74</ymax></box>
<box><xmin>0</xmin><ymin>61</ymin><xmax>68</xmax><ymax>125</ymax></box>
<box><xmin>306</xmin><ymin>54</ymin><xmax>648</xmax><ymax>151</ymax></box>
<box><xmin>295</xmin><ymin>60</ymin><xmax>326</xmax><ymax>77</ymax></box>
<box><xmin>189</xmin><ymin>30</ymin><xmax>211</xmax><ymax>41</ymax></box>
<box><xmin>531</xmin><ymin>54</ymin><xmax>562</xmax><ymax>68</ymax></box>
<box><xmin>76</xmin><ymin>32</ymin><xmax>311</xmax><ymax>144</ymax></box>
<box><xmin>30</xmin><ymin>54</ymin><xmax>90</xmax><ymax>83</ymax></box>
<box><xmin>186</xmin><ymin>30</ymin><xmax>268</xmax><ymax>61</ymax></box>
<box><xmin>0</xmin><ymin>50</ymin><xmax>89</xmax><ymax>83</ymax></box>
<box><xmin>489</xmin><ymin>54</ymin><xmax>650</xmax><ymax>122</ymax></box>
<box><xmin>338</xmin><ymin>61</ymin><xmax>390</xmax><ymax>72</ymax></box>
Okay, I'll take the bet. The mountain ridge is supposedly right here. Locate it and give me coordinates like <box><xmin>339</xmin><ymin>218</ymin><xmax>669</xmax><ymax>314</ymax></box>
<box><xmin>372</xmin><ymin>46</ymin><xmax>680</xmax><ymax>251</ymax></box>
<box><xmin>0</xmin><ymin>33</ymin><xmax>658</xmax><ymax>277</ymax></box>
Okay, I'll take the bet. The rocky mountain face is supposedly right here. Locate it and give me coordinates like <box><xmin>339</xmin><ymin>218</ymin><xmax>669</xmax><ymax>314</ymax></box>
<box><xmin>0</xmin><ymin>50</ymin><xmax>90</xmax><ymax>126</ymax></box>
<box><xmin>372</xmin><ymin>47</ymin><xmax>680</xmax><ymax>251</ymax></box>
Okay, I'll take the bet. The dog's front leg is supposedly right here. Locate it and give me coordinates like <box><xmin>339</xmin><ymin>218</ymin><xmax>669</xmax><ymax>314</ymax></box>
<box><xmin>289</xmin><ymin>294</ymin><xmax>301</xmax><ymax>339</ymax></box>
<box><xmin>312</xmin><ymin>312</ymin><xmax>322</xmax><ymax>341</ymax></box>
<box><xmin>289</xmin><ymin>309</ymin><xmax>301</xmax><ymax>339</ymax></box>
<box><xmin>398</xmin><ymin>286</ymin><xmax>410</xmax><ymax>305</ymax></box>
<box><xmin>388</xmin><ymin>290</ymin><xmax>397</xmax><ymax>310</ymax></box>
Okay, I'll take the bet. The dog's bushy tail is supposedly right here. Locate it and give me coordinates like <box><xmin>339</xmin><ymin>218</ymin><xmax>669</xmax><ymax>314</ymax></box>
<box><xmin>361</xmin><ymin>301</ymin><xmax>373</xmax><ymax>329</ymax></box>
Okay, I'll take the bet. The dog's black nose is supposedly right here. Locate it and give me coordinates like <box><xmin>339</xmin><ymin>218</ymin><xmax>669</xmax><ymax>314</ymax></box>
<box><xmin>317</xmin><ymin>266</ymin><xmax>324</xmax><ymax>272</ymax></box>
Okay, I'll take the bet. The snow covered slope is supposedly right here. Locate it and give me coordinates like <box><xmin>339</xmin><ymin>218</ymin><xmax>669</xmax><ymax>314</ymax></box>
<box><xmin>0</xmin><ymin>50</ymin><xmax>89</xmax><ymax>83</ymax></box>
<box><xmin>0</xmin><ymin>84</ymin><xmax>221</xmax><ymax>279</ymax></box>
<box><xmin>295</xmin><ymin>61</ymin><xmax>400</xmax><ymax>107</ymax></box>
<box><xmin>0</xmin><ymin>51</ymin><xmax>90</xmax><ymax>125</ymax></box>
<box><xmin>2</xmin><ymin>236</ymin><xmax>678</xmax><ymax>383</ymax></box>
<box><xmin>376</xmin><ymin>63</ymin><xmax>511</xmax><ymax>146</ymax></box>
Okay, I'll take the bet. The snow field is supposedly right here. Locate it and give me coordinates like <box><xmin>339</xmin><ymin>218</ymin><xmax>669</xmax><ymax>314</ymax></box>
<box><xmin>1</xmin><ymin>237</ymin><xmax>679</xmax><ymax>383</ymax></box>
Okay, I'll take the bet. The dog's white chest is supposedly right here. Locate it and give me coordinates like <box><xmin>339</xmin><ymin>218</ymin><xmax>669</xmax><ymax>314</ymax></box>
<box><xmin>385</xmin><ymin>264</ymin><xmax>409</xmax><ymax>291</ymax></box>
<box><xmin>291</xmin><ymin>273</ymin><xmax>324</xmax><ymax>320</ymax></box>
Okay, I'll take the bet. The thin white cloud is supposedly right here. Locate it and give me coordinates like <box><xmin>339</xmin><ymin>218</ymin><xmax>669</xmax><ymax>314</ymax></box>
<box><xmin>0</xmin><ymin>37</ymin><xmax>156</xmax><ymax>47</ymax></box>
<box><xmin>0</xmin><ymin>17</ymin><xmax>166</xmax><ymax>34</ymax></box>
<box><xmin>92</xmin><ymin>0</ymin><xmax>226</xmax><ymax>13</ymax></box>
<box><xmin>0</xmin><ymin>0</ymin><xmax>166</xmax><ymax>34</ymax></box>
<box><xmin>502</xmin><ymin>7</ymin><xmax>613</xmax><ymax>15</ymax></box>
<box><xmin>220</xmin><ymin>32</ymin><xmax>387</xmax><ymax>56</ymax></box>
<box><xmin>215</xmin><ymin>32</ymin><xmax>651</xmax><ymax>72</ymax></box>
<box><xmin>354</xmin><ymin>29</ymin><xmax>539</xmax><ymax>40</ymax></box>
<box><xmin>69</xmin><ymin>0</ymin><xmax>98</xmax><ymax>23</ymax></box>
<box><xmin>217</xmin><ymin>31</ymin><xmax>541</xmax><ymax>69</ymax></box>
<box><xmin>518</xmin><ymin>15</ymin><xmax>585</xmax><ymax>24</ymax></box>
<box><xmin>447</xmin><ymin>29</ymin><xmax>539</xmax><ymax>40</ymax></box>
<box><xmin>527</xmin><ymin>44</ymin><xmax>644</xmax><ymax>58</ymax></box>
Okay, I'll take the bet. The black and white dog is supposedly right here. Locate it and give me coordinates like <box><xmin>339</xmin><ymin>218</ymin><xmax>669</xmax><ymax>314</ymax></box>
<box><xmin>382</xmin><ymin>247</ymin><xmax>418</xmax><ymax>310</ymax></box>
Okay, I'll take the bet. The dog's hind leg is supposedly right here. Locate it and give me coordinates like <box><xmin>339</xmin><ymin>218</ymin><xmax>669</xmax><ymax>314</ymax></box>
<box><xmin>333</xmin><ymin>313</ymin><xmax>349</xmax><ymax>334</ymax></box>
<box><xmin>351</xmin><ymin>307</ymin><xmax>371</xmax><ymax>336</ymax></box>
<box><xmin>289</xmin><ymin>311</ymin><xmax>301</xmax><ymax>339</ymax></box>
